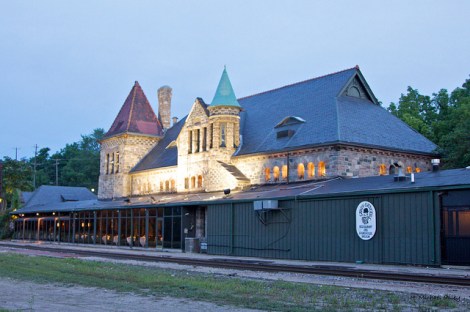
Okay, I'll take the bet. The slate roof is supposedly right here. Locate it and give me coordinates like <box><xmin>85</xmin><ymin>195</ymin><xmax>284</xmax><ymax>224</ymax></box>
<box><xmin>16</xmin><ymin>185</ymin><xmax>97</xmax><ymax>213</ymax></box>
<box><xmin>12</xmin><ymin>168</ymin><xmax>470</xmax><ymax>214</ymax></box>
<box><xmin>129</xmin><ymin>67</ymin><xmax>437</xmax><ymax>172</ymax></box>
<box><xmin>103</xmin><ymin>81</ymin><xmax>163</xmax><ymax>139</ymax></box>
<box><xmin>130</xmin><ymin>116</ymin><xmax>187</xmax><ymax>172</ymax></box>
<box><xmin>210</xmin><ymin>67</ymin><xmax>241</xmax><ymax>107</ymax></box>
<box><xmin>236</xmin><ymin>67</ymin><xmax>437</xmax><ymax>156</ymax></box>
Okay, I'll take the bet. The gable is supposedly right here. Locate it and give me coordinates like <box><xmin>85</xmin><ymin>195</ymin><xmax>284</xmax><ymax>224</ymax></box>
<box><xmin>339</xmin><ymin>73</ymin><xmax>377</xmax><ymax>104</ymax></box>
<box><xmin>185</xmin><ymin>98</ymin><xmax>209</xmax><ymax>127</ymax></box>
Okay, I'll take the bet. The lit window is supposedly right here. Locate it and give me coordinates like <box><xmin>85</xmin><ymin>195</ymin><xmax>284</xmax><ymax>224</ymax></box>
<box><xmin>307</xmin><ymin>162</ymin><xmax>315</xmax><ymax>178</ymax></box>
<box><xmin>415</xmin><ymin>167</ymin><xmax>421</xmax><ymax>173</ymax></box>
<box><xmin>318</xmin><ymin>161</ymin><xmax>326</xmax><ymax>177</ymax></box>
<box><xmin>160</xmin><ymin>181</ymin><xmax>164</xmax><ymax>192</ymax></box>
<box><xmin>191</xmin><ymin>176</ymin><xmax>196</xmax><ymax>188</ymax></box>
<box><xmin>297</xmin><ymin>163</ymin><xmax>305</xmax><ymax>179</ymax></box>
<box><xmin>273</xmin><ymin>166</ymin><xmax>280</xmax><ymax>182</ymax></box>
<box><xmin>406</xmin><ymin>166</ymin><xmax>412</xmax><ymax>174</ymax></box>
<box><xmin>197</xmin><ymin>175</ymin><xmax>203</xmax><ymax>188</ymax></box>
<box><xmin>282</xmin><ymin>165</ymin><xmax>288</xmax><ymax>180</ymax></box>
<box><xmin>170</xmin><ymin>179</ymin><xmax>176</xmax><ymax>192</ymax></box>
<box><xmin>165</xmin><ymin>181</ymin><xmax>170</xmax><ymax>192</ymax></box>
<box><xmin>264</xmin><ymin>168</ymin><xmax>271</xmax><ymax>182</ymax></box>
<box><xmin>379</xmin><ymin>164</ymin><xmax>387</xmax><ymax>175</ymax></box>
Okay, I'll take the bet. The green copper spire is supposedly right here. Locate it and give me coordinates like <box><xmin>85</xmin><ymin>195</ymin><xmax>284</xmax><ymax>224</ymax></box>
<box><xmin>210</xmin><ymin>67</ymin><xmax>241</xmax><ymax>107</ymax></box>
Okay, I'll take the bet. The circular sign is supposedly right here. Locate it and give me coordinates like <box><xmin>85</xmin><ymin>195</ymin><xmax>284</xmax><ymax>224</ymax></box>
<box><xmin>356</xmin><ymin>201</ymin><xmax>376</xmax><ymax>240</ymax></box>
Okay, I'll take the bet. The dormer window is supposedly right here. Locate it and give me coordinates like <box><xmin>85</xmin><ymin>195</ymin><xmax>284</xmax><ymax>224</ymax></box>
<box><xmin>275</xmin><ymin>116</ymin><xmax>305</xmax><ymax>140</ymax></box>
<box><xmin>274</xmin><ymin>116</ymin><xmax>305</xmax><ymax>128</ymax></box>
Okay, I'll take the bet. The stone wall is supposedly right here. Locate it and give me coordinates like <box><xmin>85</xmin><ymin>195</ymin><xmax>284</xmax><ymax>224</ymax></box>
<box><xmin>98</xmin><ymin>134</ymin><xmax>159</xmax><ymax>199</ymax></box>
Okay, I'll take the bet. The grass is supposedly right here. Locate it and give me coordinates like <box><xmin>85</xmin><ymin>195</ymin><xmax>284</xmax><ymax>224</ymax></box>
<box><xmin>0</xmin><ymin>252</ymin><xmax>467</xmax><ymax>311</ymax></box>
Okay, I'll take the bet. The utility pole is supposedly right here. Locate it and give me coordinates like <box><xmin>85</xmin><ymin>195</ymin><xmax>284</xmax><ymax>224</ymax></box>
<box><xmin>33</xmin><ymin>144</ymin><xmax>38</xmax><ymax>189</ymax></box>
<box><xmin>14</xmin><ymin>147</ymin><xmax>19</xmax><ymax>160</ymax></box>
<box><xmin>55</xmin><ymin>159</ymin><xmax>60</xmax><ymax>186</ymax></box>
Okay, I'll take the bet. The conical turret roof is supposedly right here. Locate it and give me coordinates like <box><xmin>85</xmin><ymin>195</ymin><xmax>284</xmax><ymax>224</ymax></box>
<box><xmin>104</xmin><ymin>81</ymin><xmax>163</xmax><ymax>139</ymax></box>
<box><xmin>210</xmin><ymin>67</ymin><xmax>241</xmax><ymax>107</ymax></box>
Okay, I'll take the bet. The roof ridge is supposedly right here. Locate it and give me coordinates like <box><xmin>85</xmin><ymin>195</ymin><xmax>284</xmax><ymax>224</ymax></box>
<box><xmin>238</xmin><ymin>66</ymin><xmax>358</xmax><ymax>101</ymax></box>
<box><xmin>126</xmin><ymin>81</ymin><xmax>138</xmax><ymax>132</ymax></box>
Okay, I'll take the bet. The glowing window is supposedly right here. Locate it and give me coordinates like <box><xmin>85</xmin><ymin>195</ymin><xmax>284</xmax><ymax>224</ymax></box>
<box><xmin>406</xmin><ymin>166</ymin><xmax>412</xmax><ymax>174</ymax></box>
<box><xmin>160</xmin><ymin>181</ymin><xmax>164</xmax><ymax>192</ymax></box>
<box><xmin>415</xmin><ymin>167</ymin><xmax>421</xmax><ymax>173</ymax></box>
<box><xmin>307</xmin><ymin>162</ymin><xmax>315</xmax><ymax>178</ymax></box>
<box><xmin>297</xmin><ymin>163</ymin><xmax>305</xmax><ymax>179</ymax></box>
<box><xmin>282</xmin><ymin>165</ymin><xmax>288</xmax><ymax>180</ymax></box>
<box><xmin>197</xmin><ymin>175</ymin><xmax>203</xmax><ymax>188</ymax></box>
<box><xmin>273</xmin><ymin>166</ymin><xmax>280</xmax><ymax>182</ymax></box>
<box><xmin>191</xmin><ymin>176</ymin><xmax>196</xmax><ymax>188</ymax></box>
<box><xmin>318</xmin><ymin>161</ymin><xmax>326</xmax><ymax>177</ymax></box>
<box><xmin>379</xmin><ymin>164</ymin><xmax>387</xmax><ymax>175</ymax></box>
<box><xmin>264</xmin><ymin>168</ymin><xmax>271</xmax><ymax>182</ymax></box>
<box><xmin>170</xmin><ymin>179</ymin><xmax>176</xmax><ymax>192</ymax></box>
<box><xmin>165</xmin><ymin>180</ymin><xmax>170</xmax><ymax>192</ymax></box>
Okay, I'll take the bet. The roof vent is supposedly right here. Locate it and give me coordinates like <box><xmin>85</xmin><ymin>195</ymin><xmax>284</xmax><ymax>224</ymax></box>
<box><xmin>393</xmin><ymin>162</ymin><xmax>407</xmax><ymax>182</ymax></box>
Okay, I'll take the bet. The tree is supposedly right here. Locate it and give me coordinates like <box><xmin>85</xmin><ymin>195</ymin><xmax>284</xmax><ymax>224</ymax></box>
<box><xmin>1</xmin><ymin>157</ymin><xmax>33</xmax><ymax>208</ymax></box>
<box><xmin>389</xmin><ymin>76</ymin><xmax>470</xmax><ymax>169</ymax></box>
<box><xmin>388</xmin><ymin>87</ymin><xmax>438</xmax><ymax>141</ymax></box>
<box><xmin>436</xmin><ymin>78</ymin><xmax>470</xmax><ymax>168</ymax></box>
<box><xmin>54</xmin><ymin>128</ymin><xmax>104</xmax><ymax>191</ymax></box>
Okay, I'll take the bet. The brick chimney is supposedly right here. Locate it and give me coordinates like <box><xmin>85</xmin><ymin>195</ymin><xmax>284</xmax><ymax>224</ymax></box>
<box><xmin>158</xmin><ymin>86</ymin><xmax>172</xmax><ymax>130</ymax></box>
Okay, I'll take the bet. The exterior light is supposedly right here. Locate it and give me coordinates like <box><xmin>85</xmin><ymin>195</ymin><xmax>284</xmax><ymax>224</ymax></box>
<box><xmin>91</xmin><ymin>188</ymin><xmax>95</xmax><ymax>193</ymax></box>
<box><xmin>36</xmin><ymin>213</ymin><xmax>39</xmax><ymax>216</ymax></box>
<box><xmin>52</xmin><ymin>212</ymin><xmax>56</xmax><ymax>216</ymax></box>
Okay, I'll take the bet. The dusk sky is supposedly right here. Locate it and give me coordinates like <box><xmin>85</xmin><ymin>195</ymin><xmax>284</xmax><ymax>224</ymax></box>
<box><xmin>1</xmin><ymin>1</ymin><xmax>469</xmax><ymax>159</ymax></box>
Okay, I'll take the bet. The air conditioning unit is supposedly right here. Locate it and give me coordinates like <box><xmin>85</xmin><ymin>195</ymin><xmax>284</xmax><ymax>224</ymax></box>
<box><xmin>254</xmin><ymin>201</ymin><xmax>263</xmax><ymax>211</ymax></box>
<box><xmin>253</xmin><ymin>200</ymin><xmax>279</xmax><ymax>211</ymax></box>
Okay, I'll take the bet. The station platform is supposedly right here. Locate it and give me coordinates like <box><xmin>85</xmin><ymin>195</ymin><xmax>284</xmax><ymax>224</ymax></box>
<box><xmin>2</xmin><ymin>240</ymin><xmax>469</xmax><ymax>281</ymax></box>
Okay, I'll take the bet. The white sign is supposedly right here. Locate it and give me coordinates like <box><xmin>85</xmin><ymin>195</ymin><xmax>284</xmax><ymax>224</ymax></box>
<box><xmin>356</xmin><ymin>201</ymin><xmax>376</xmax><ymax>240</ymax></box>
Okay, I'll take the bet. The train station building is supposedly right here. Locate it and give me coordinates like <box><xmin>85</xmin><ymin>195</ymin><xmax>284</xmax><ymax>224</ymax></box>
<box><xmin>11</xmin><ymin>67</ymin><xmax>470</xmax><ymax>266</ymax></box>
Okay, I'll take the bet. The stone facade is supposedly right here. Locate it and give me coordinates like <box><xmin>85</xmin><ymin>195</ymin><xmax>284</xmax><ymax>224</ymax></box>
<box><xmin>98</xmin><ymin>68</ymin><xmax>437</xmax><ymax>199</ymax></box>
<box><xmin>98</xmin><ymin>134</ymin><xmax>159</xmax><ymax>199</ymax></box>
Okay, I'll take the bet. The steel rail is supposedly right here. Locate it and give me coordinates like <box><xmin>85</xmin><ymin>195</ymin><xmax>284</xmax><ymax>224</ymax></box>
<box><xmin>1</xmin><ymin>243</ymin><xmax>469</xmax><ymax>287</ymax></box>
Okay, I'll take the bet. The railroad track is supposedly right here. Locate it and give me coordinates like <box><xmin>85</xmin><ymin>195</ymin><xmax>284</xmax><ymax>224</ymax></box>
<box><xmin>1</xmin><ymin>242</ymin><xmax>469</xmax><ymax>287</ymax></box>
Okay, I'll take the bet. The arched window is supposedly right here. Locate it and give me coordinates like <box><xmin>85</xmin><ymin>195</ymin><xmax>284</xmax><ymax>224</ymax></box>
<box><xmin>297</xmin><ymin>163</ymin><xmax>305</xmax><ymax>179</ymax></box>
<box><xmin>389</xmin><ymin>165</ymin><xmax>395</xmax><ymax>175</ymax></box>
<box><xmin>415</xmin><ymin>167</ymin><xmax>421</xmax><ymax>173</ymax></box>
<box><xmin>379</xmin><ymin>164</ymin><xmax>387</xmax><ymax>175</ymax></box>
<box><xmin>197</xmin><ymin>175</ymin><xmax>203</xmax><ymax>188</ymax></box>
<box><xmin>264</xmin><ymin>168</ymin><xmax>271</xmax><ymax>182</ymax></box>
<box><xmin>191</xmin><ymin>176</ymin><xmax>196</xmax><ymax>188</ymax></box>
<box><xmin>165</xmin><ymin>180</ymin><xmax>170</xmax><ymax>192</ymax></box>
<box><xmin>170</xmin><ymin>179</ymin><xmax>176</xmax><ymax>192</ymax></box>
<box><xmin>273</xmin><ymin>166</ymin><xmax>280</xmax><ymax>182</ymax></box>
<box><xmin>318</xmin><ymin>161</ymin><xmax>326</xmax><ymax>177</ymax></box>
<box><xmin>160</xmin><ymin>181</ymin><xmax>164</xmax><ymax>192</ymax></box>
<box><xmin>184</xmin><ymin>178</ymin><xmax>189</xmax><ymax>190</ymax></box>
<box><xmin>307</xmin><ymin>162</ymin><xmax>315</xmax><ymax>178</ymax></box>
<box><xmin>281</xmin><ymin>165</ymin><xmax>288</xmax><ymax>180</ymax></box>
<box><xmin>406</xmin><ymin>166</ymin><xmax>412</xmax><ymax>174</ymax></box>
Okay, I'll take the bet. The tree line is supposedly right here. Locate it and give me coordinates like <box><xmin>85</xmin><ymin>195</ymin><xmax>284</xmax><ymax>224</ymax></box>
<box><xmin>387</xmin><ymin>76</ymin><xmax>470</xmax><ymax>169</ymax></box>
<box><xmin>1</xmin><ymin>129</ymin><xmax>104</xmax><ymax>209</ymax></box>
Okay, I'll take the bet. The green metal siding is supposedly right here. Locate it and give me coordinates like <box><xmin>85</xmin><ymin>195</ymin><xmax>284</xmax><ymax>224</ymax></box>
<box><xmin>207</xmin><ymin>192</ymin><xmax>438</xmax><ymax>265</ymax></box>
